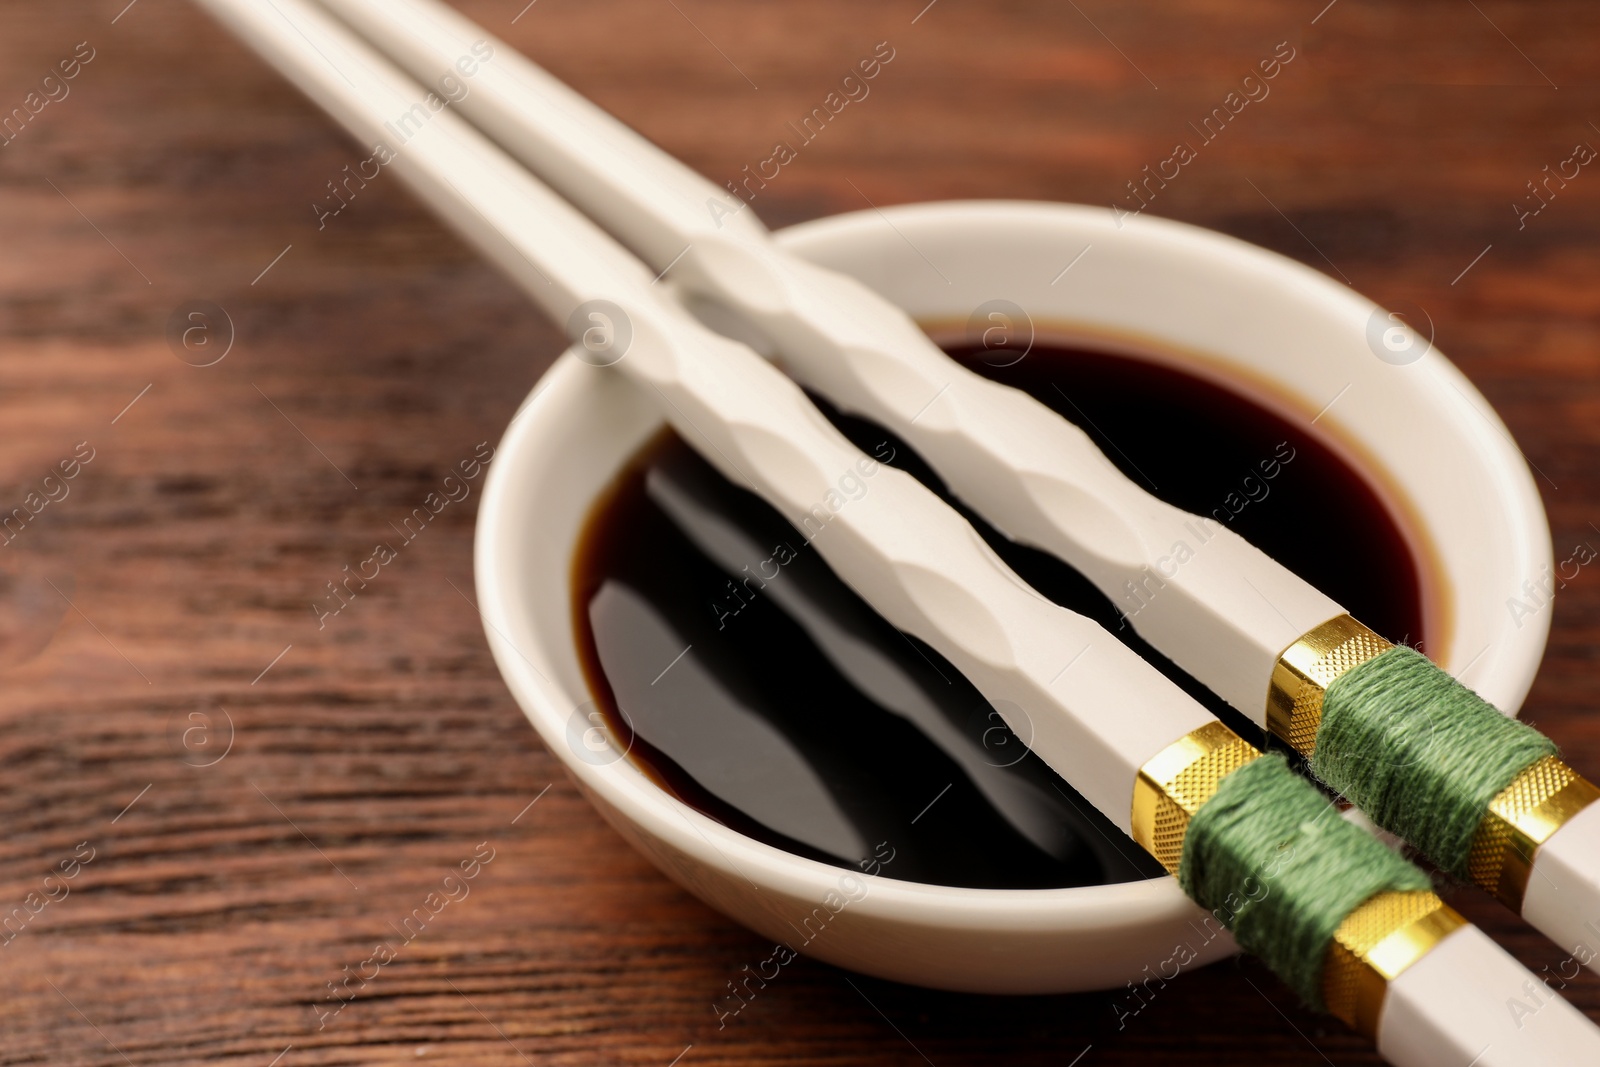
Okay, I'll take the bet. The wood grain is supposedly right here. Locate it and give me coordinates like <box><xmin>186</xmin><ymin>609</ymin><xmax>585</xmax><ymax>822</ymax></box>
<box><xmin>1</xmin><ymin>1</ymin><xmax>1598</xmax><ymax>1064</ymax></box>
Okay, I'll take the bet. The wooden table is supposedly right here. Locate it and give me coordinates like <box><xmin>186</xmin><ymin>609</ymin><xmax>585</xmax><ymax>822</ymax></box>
<box><xmin>2</xmin><ymin>1</ymin><xmax>1597</xmax><ymax>1063</ymax></box>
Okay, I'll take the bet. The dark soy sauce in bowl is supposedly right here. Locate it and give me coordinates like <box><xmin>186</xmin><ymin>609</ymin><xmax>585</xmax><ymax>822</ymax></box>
<box><xmin>571</xmin><ymin>340</ymin><xmax>1426</xmax><ymax>890</ymax></box>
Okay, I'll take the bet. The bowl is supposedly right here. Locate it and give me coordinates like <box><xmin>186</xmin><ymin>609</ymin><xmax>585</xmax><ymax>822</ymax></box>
<box><xmin>474</xmin><ymin>200</ymin><xmax>1552</xmax><ymax>994</ymax></box>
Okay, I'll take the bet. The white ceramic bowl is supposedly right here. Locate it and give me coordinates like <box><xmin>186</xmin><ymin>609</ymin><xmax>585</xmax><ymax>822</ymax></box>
<box><xmin>475</xmin><ymin>201</ymin><xmax>1552</xmax><ymax>994</ymax></box>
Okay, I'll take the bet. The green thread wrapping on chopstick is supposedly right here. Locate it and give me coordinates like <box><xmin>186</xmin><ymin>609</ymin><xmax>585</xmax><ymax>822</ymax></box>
<box><xmin>1312</xmin><ymin>646</ymin><xmax>1557</xmax><ymax>878</ymax></box>
<box><xmin>1179</xmin><ymin>755</ymin><xmax>1431</xmax><ymax>1010</ymax></box>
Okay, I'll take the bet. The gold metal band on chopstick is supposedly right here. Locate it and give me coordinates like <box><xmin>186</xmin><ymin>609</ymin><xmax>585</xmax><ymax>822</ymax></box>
<box><xmin>1131</xmin><ymin>722</ymin><xmax>1462</xmax><ymax>1038</ymax></box>
<box><xmin>1266</xmin><ymin>613</ymin><xmax>1600</xmax><ymax>911</ymax></box>
<box><xmin>1468</xmin><ymin>755</ymin><xmax>1600</xmax><ymax>909</ymax></box>
<box><xmin>1322</xmin><ymin>890</ymin><xmax>1465</xmax><ymax>1038</ymax></box>
<box><xmin>1265</xmin><ymin>614</ymin><xmax>1392</xmax><ymax>757</ymax></box>
<box><xmin>1130</xmin><ymin>721</ymin><xmax>1259</xmax><ymax>875</ymax></box>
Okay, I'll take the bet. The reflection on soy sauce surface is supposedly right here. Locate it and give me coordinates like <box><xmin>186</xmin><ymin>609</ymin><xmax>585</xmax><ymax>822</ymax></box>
<box><xmin>572</xmin><ymin>340</ymin><xmax>1425</xmax><ymax>890</ymax></box>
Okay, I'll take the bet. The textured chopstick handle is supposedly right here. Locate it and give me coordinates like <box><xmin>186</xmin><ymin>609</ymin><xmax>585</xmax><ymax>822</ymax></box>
<box><xmin>193</xmin><ymin>0</ymin><xmax>1214</xmax><ymax>825</ymax></box>
<box><xmin>610</xmin><ymin>312</ymin><xmax>1216</xmax><ymax>826</ymax></box>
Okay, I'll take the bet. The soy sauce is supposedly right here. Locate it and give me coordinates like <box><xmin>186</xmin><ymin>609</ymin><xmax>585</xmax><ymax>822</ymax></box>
<box><xmin>571</xmin><ymin>341</ymin><xmax>1426</xmax><ymax>890</ymax></box>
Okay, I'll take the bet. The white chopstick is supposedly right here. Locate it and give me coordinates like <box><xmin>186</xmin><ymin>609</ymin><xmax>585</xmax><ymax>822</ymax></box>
<box><xmin>191</xmin><ymin>0</ymin><xmax>1198</xmax><ymax>818</ymax></box>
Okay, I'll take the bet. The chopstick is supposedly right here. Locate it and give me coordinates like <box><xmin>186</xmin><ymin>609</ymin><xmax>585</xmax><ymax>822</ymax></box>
<box><xmin>191</xmin><ymin>0</ymin><xmax>1199</xmax><ymax>863</ymax></box>
<box><xmin>311</xmin><ymin>0</ymin><xmax>1600</xmax><ymax>978</ymax></box>
<box><xmin>190</xmin><ymin>1</ymin><xmax>1600</xmax><ymax>1061</ymax></box>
